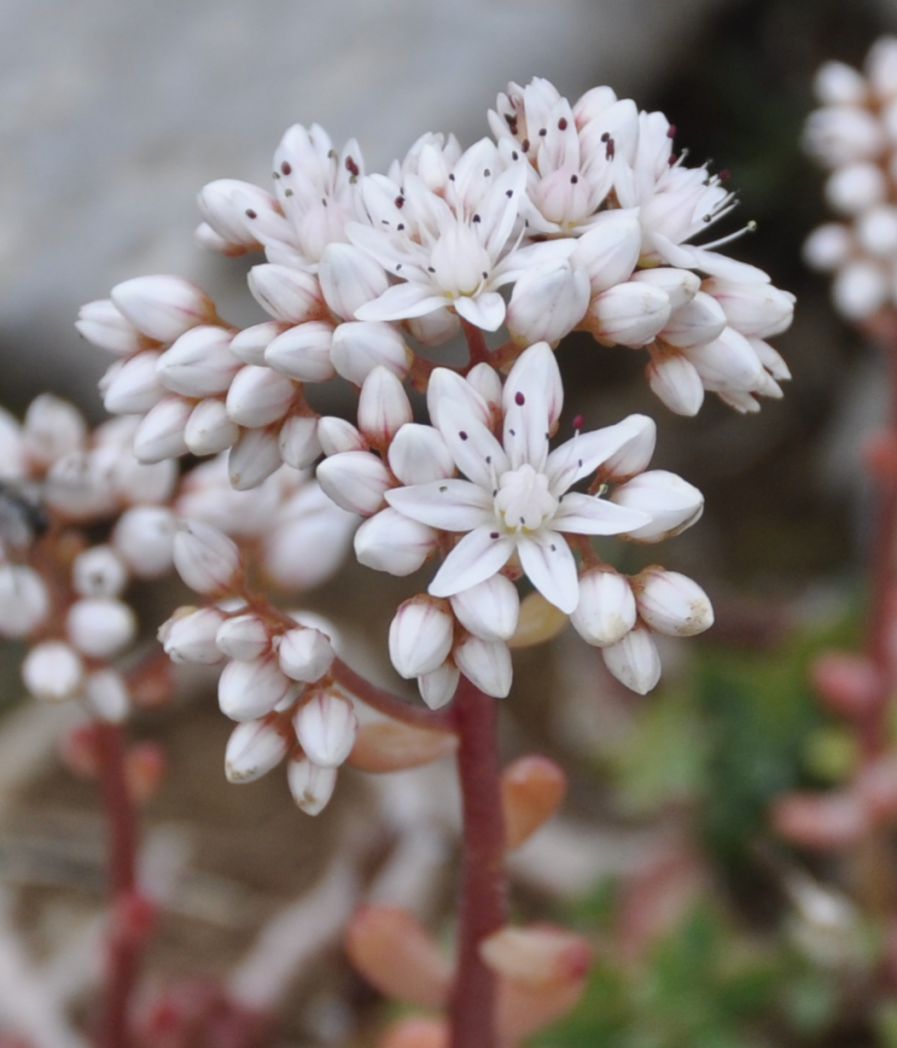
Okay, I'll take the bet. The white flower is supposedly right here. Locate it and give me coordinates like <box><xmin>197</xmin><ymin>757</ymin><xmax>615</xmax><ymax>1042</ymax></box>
<box><xmin>385</xmin><ymin>343</ymin><xmax>654</xmax><ymax>614</ymax></box>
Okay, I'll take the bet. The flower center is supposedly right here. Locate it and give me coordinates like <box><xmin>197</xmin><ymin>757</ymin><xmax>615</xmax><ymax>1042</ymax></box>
<box><xmin>494</xmin><ymin>464</ymin><xmax>558</xmax><ymax>532</ymax></box>
<box><xmin>429</xmin><ymin>225</ymin><xmax>492</xmax><ymax>296</ymax></box>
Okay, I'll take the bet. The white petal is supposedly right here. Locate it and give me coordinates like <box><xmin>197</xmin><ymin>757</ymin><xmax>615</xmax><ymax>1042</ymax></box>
<box><xmin>355</xmin><ymin>282</ymin><xmax>448</xmax><ymax>322</ymax></box>
<box><xmin>454</xmin><ymin>291</ymin><xmax>506</xmax><ymax>332</ymax></box>
<box><xmin>551</xmin><ymin>492</ymin><xmax>650</xmax><ymax>535</ymax></box>
<box><xmin>546</xmin><ymin>414</ymin><xmax>654</xmax><ymax>493</ymax></box>
<box><xmin>386</xmin><ymin>479</ymin><xmax>492</xmax><ymax>531</ymax></box>
<box><xmin>429</xmin><ymin>526</ymin><xmax>515</xmax><ymax>598</ymax></box>
<box><xmin>501</xmin><ymin>342</ymin><xmax>562</xmax><ymax>470</ymax></box>
<box><xmin>435</xmin><ymin>397</ymin><xmax>509</xmax><ymax>489</ymax></box>
<box><xmin>517</xmin><ymin>532</ymin><xmax>579</xmax><ymax>614</ymax></box>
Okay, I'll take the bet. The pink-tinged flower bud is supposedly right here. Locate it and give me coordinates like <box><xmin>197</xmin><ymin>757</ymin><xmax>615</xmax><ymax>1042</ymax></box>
<box><xmin>602</xmin><ymin>626</ymin><xmax>661</xmax><ymax>694</ymax></box>
<box><xmin>506</xmin><ymin>261</ymin><xmax>590</xmax><ymax>345</ymax></box>
<box><xmin>354</xmin><ymin>508</ymin><xmax>438</xmax><ymax>576</ymax></box>
<box><xmin>346</xmin><ymin>906</ymin><xmax>451</xmax><ymax>1009</ymax></box>
<box><xmin>646</xmin><ymin>351</ymin><xmax>705</xmax><ymax>417</ymax></box>
<box><xmin>574</xmin><ymin>84</ymin><xmax>618</xmax><ymax>125</ymax></box>
<box><xmin>481</xmin><ymin>925</ymin><xmax>592</xmax><ymax>987</ymax></box>
<box><xmin>832</xmin><ymin>260</ymin><xmax>888</xmax><ymax>320</ymax></box>
<box><xmin>633</xmin><ymin>568</ymin><xmax>714</xmax><ymax>637</ymax></box>
<box><xmin>317</xmin><ymin>416</ymin><xmax>367</xmax><ymax>455</ymax></box>
<box><xmin>225</xmin><ymin>719</ymin><xmax>289</xmax><ymax>783</ymax></box>
<box><xmin>159</xmin><ymin>606</ymin><xmax>225</xmax><ymax>665</ymax></box>
<box><xmin>113</xmin><ymin>505</ymin><xmax>176</xmax><ymax>578</ymax></box>
<box><xmin>42</xmin><ymin>450</ymin><xmax>114</xmax><ymax>519</ymax></box>
<box><xmin>197</xmin><ymin>178</ymin><xmax>272</xmax><ymax>247</ymax></box>
<box><xmin>215</xmin><ymin>613</ymin><xmax>270</xmax><ymax>662</ymax></box>
<box><xmin>278</xmin><ymin>626</ymin><xmax>335</xmax><ymax>682</ymax></box>
<box><xmin>406</xmin><ymin>306</ymin><xmax>461</xmax><ymax>347</ymax></box>
<box><xmin>218</xmin><ymin>657</ymin><xmax>294</xmax><ymax>721</ymax></box>
<box><xmin>76</xmin><ymin>299</ymin><xmax>144</xmax><ymax>356</ymax></box>
<box><xmin>466</xmin><ymin>362</ymin><xmax>503</xmax><ymax>412</ymax></box>
<box><xmin>825</xmin><ymin>161</ymin><xmax>887</xmax><ymax>215</ymax></box>
<box><xmin>84</xmin><ymin>669</ymin><xmax>130</xmax><ymax>723</ymax></box>
<box><xmin>278</xmin><ymin>415</ymin><xmax>321</xmax><ymax>469</ymax></box>
<box><xmin>262</xmin><ymin>486</ymin><xmax>357</xmax><ymax>591</ymax></box>
<box><xmin>388</xmin><ymin>596</ymin><xmax>454</xmax><ymax>679</ymax></box>
<box><xmin>22</xmin><ymin>641</ymin><xmax>84</xmax><ymax>702</ymax></box>
<box><xmin>22</xmin><ymin>395</ymin><xmax>87</xmax><ymax>469</ymax></box>
<box><xmin>133</xmin><ymin>396</ymin><xmax>192</xmax><ymax>462</ymax></box>
<box><xmin>454</xmin><ymin>634</ymin><xmax>513</xmax><ymax>699</ymax></box>
<box><xmin>358</xmin><ymin>367</ymin><xmax>413</xmax><ymax>445</ymax></box>
<box><xmin>632</xmin><ymin>267</ymin><xmax>700</xmax><ymax>311</ymax></box>
<box><xmin>347</xmin><ymin>720</ymin><xmax>457</xmax><ymax>773</ymax></box>
<box><xmin>570</xmin><ymin>568</ymin><xmax>636</xmax><ymax>647</ymax></box>
<box><xmin>67</xmin><ymin>597</ymin><xmax>137</xmax><ymax>659</ymax></box>
<box><xmin>804</xmin><ymin>106</ymin><xmax>884</xmax><ymax>167</ymax></box>
<box><xmin>195</xmin><ymin>221</ymin><xmax>244</xmax><ymax>256</ymax></box>
<box><xmin>450</xmin><ymin>575</ymin><xmax>520</xmax><ymax>642</ymax></box>
<box><xmin>856</xmin><ymin>205</ymin><xmax>897</xmax><ymax>258</ymax></box>
<box><xmin>814</xmin><ymin>61</ymin><xmax>867</xmax><ymax>105</ymax></box>
<box><xmin>294</xmin><ymin>691</ymin><xmax>358</xmax><ymax>767</ymax></box>
<box><xmin>418</xmin><ymin>660</ymin><xmax>461</xmax><ymax>710</ymax></box>
<box><xmin>330</xmin><ymin>321</ymin><xmax>413</xmax><ymax>386</ymax></box>
<box><xmin>588</xmin><ymin>282</ymin><xmax>671</xmax><ymax>348</ymax></box>
<box><xmin>247</xmin><ymin>264</ymin><xmax>323</xmax><ymax>324</ymax></box>
<box><xmin>226</xmin><ymin>365</ymin><xmax>296</xmax><ymax>428</ymax></box>
<box><xmin>230</xmin><ymin>321</ymin><xmax>288</xmax><ymax>365</ymax></box>
<box><xmin>571</xmin><ymin>210</ymin><xmax>641</xmax><ymax>294</ymax></box>
<box><xmin>773</xmin><ymin>790</ymin><xmax>868</xmax><ymax>851</ymax></box>
<box><xmin>811</xmin><ymin>652</ymin><xmax>881</xmax><ymax>719</ymax></box>
<box><xmin>287</xmin><ymin>757</ymin><xmax>337</xmax><ymax>815</ymax></box>
<box><xmin>387</xmin><ymin>424</ymin><xmax>454</xmax><ymax>484</ymax></box>
<box><xmin>184</xmin><ymin>399</ymin><xmax>239</xmax><ymax>456</ymax></box>
<box><xmin>682</xmin><ymin>327</ymin><xmax>764</xmax><ymax>392</ymax></box>
<box><xmin>156</xmin><ymin>326</ymin><xmax>240</xmax><ymax>397</ymax></box>
<box><xmin>660</xmin><ymin>292</ymin><xmax>727</xmax><ymax>349</ymax></box>
<box><xmin>610</xmin><ymin>470</ymin><xmax>704</xmax><ymax>542</ymax></box>
<box><xmin>101</xmin><ymin>352</ymin><xmax>166</xmax><ymax>414</ymax></box>
<box><xmin>227</xmin><ymin>428</ymin><xmax>283</xmax><ymax>491</ymax></box>
<box><xmin>751</xmin><ymin>338</ymin><xmax>791</xmax><ymax>383</ymax></box>
<box><xmin>264</xmin><ymin>321</ymin><xmax>337</xmax><ymax>384</ymax></box>
<box><xmin>73</xmin><ymin>545</ymin><xmax>128</xmax><ymax>598</ymax></box>
<box><xmin>319</xmin><ymin>242</ymin><xmax>389</xmax><ymax>321</ymax></box>
<box><xmin>316</xmin><ymin>450</ymin><xmax>392</xmax><ymax>516</ymax></box>
<box><xmin>703</xmin><ymin>279</ymin><xmax>795</xmax><ymax>340</ymax></box>
<box><xmin>111</xmin><ymin>275</ymin><xmax>215</xmax><ymax>343</ymax></box>
<box><xmin>502</xmin><ymin>756</ymin><xmax>567</xmax><ymax>850</ymax></box>
<box><xmin>802</xmin><ymin>223</ymin><xmax>852</xmax><ymax>272</ymax></box>
<box><xmin>173</xmin><ymin>519</ymin><xmax>240</xmax><ymax>594</ymax></box>
<box><xmin>596</xmin><ymin>413</ymin><xmax>657</xmax><ymax>482</ymax></box>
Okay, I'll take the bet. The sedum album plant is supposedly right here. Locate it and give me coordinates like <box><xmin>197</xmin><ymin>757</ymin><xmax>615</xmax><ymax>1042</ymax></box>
<box><xmin>4</xmin><ymin>76</ymin><xmax>792</xmax><ymax>1046</ymax></box>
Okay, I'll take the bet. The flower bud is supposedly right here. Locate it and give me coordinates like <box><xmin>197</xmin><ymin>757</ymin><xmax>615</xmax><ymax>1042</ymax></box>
<box><xmin>218</xmin><ymin>657</ymin><xmax>294</xmax><ymax>721</ymax></box>
<box><xmin>262</xmin><ymin>485</ymin><xmax>357</xmax><ymax>591</ymax></box>
<box><xmin>67</xmin><ymin>598</ymin><xmax>137</xmax><ymax>659</ymax></box>
<box><xmin>84</xmin><ymin>669</ymin><xmax>130</xmax><ymax>723</ymax></box>
<box><xmin>450</xmin><ymin>574</ymin><xmax>520</xmax><ymax>642</ymax></box>
<box><xmin>316</xmin><ymin>450</ymin><xmax>392</xmax><ymax>516</ymax></box>
<box><xmin>159</xmin><ymin>606</ymin><xmax>226</xmax><ymax>665</ymax></box>
<box><xmin>384</xmin><ymin>597</ymin><xmax>452</xmax><ymax>681</ymax></box>
<box><xmin>173</xmin><ymin>519</ymin><xmax>240</xmax><ymax>594</ymax></box>
<box><xmin>802</xmin><ymin>223</ymin><xmax>852</xmax><ymax>272</ymax></box>
<box><xmin>156</xmin><ymin>325</ymin><xmax>240</xmax><ymax>397</ymax></box>
<box><xmin>506</xmin><ymin>261</ymin><xmax>590</xmax><ymax>345</ymax></box>
<box><xmin>195</xmin><ymin>221</ymin><xmax>242</xmax><ymax>256</ymax></box>
<box><xmin>703</xmin><ymin>279</ymin><xmax>795</xmax><ymax>340</ymax></box>
<box><xmin>76</xmin><ymin>299</ymin><xmax>144</xmax><ymax>356</ymax></box>
<box><xmin>454</xmin><ymin>634</ymin><xmax>512</xmax><ymax>699</ymax></box>
<box><xmin>264</xmin><ymin>322</ymin><xmax>336</xmax><ymax>383</ymax></box>
<box><xmin>113</xmin><ymin>505</ymin><xmax>176</xmax><ymax>578</ymax></box>
<box><xmin>319</xmin><ymin>242</ymin><xmax>389</xmax><ymax>320</ymax></box>
<box><xmin>570</xmin><ymin>568</ymin><xmax>636</xmax><ymax>646</ymax></box>
<box><xmin>111</xmin><ymin>275</ymin><xmax>215</xmax><ymax>343</ymax></box>
<box><xmin>347</xmin><ymin>720</ymin><xmax>457</xmax><ymax>773</ymax></box>
<box><xmin>294</xmin><ymin>691</ymin><xmax>358</xmax><ymax>767</ymax></box>
<box><xmin>227</xmin><ymin>428</ymin><xmax>283</xmax><ymax>491</ymax></box>
<box><xmin>197</xmin><ymin>178</ymin><xmax>273</xmax><ymax>247</ymax></box>
<box><xmin>633</xmin><ymin>567</ymin><xmax>714</xmax><ymax>636</ymax></box>
<box><xmin>358</xmin><ymin>367</ymin><xmax>413</xmax><ymax>445</ymax></box>
<box><xmin>825</xmin><ymin>161</ymin><xmax>887</xmax><ymax>215</ymax></box>
<box><xmin>22</xmin><ymin>641</ymin><xmax>84</xmax><ymax>702</ymax></box>
<box><xmin>215</xmin><ymin>613</ymin><xmax>271</xmax><ymax>661</ymax></box>
<box><xmin>278</xmin><ymin>626</ymin><xmax>335</xmax><ymax>682</ymax></box>
<box><xmin>856</xmin><ymin>204</ymin><xmax>897</xmax><ymax>258</ymax></box>
<box><xmin>354</xmin><ymin>508</ymin><xmax>438</xmax><ymax>576</ymax></box>
<box><xmin>20</xmin><ymin>395</ymin><xmax>86</xmax><ymax>469</ymax></box>
<box><xmin>631</xmin><ymin>267</ymin><xmax>700</xmax><ymax>311</ymax></box>
<box><xmin>405</xmin><ymin>307</ymin><xmax>460</xmax><ymax>347</ymax></box>
<box><xmin>101</xmin><ymin>352</ymin><xmax>166</xmax><ymax>414</ymax></box>
<box><xmin>596</xmin><ymin>413</ymin><xmax>657</xmax><ymax>482</ymax></box>
<box><xmin>502</xmin><ymin>755</ymin><xmax>567</xmax><ymax>850</ymax></box>
<box><xmin>610</xmin><ymin>470</ymin><xmax>704</xmax><ymax>542</ymax></box>
<box><xmin>184</xmin><ymin>399</ymin><xmax>240</xmax><ymax>456</ymax></box>
<box><xmin>417</xmin><ymin>660</ymin><xmax>460</xmax><ymax>710</ymax></box>
<box><xmin>276</xmin><ymin>415</ymin><xmax>319</xmax><ymax>470</ymax></box>
<box><xmin>814</xmin><ymin>61</ymin><xmax>867</xmax><ymax>105</ymax></box>
<box><xmin>646</xmin><ymin>351</ymin><xmax>705</xmax><ymax>416</ymax></box>
<box><xmin>330</xmin><ymin>321</ymin><xmax>413</xmax><ymax>386</ymax></box>
<box><xmin>221</xmin><ymin>719</ymin><xmax>289</xmax><ymax>785</ymax></box>
<box><xmin>287</xmin><ymin>757</ymin><xmax>337</xmax><ymax>815</ymax></box>
<box><xmin>226</xmin><ymin>365</ymin><xmax>296</xmax><ymax>428</ymax></box>
<box><xmin>803</xmin><ymin>106</ymin><xmax>883</xmax><ymax>167</ymax></box>
<box><xmin>682</xmin><ymin>327</ymin><xmax>764</xmax><ymax>392</ymax></box>
<box><xmin>588</xmin><ymin>282</ymin><xmax>671</xmax><ymax>348</ymax></box>
<box><xmin>751</xmin><ymin>338</ymin><xmax>791</xmax><ymax>383</ymax></box>
<box><xmin>387</xmin><ymin>424</ymin><xmax>454</xmax><ymax>484</ymax></box>
<box><xmin>601</xmin><ymin>626</ymin><xmax>661</xmax><ymax>694</ymax></box>
<box><xmin>481</xmin><ymin>925</ymin><xmax>592</xmax><ymax>987</ymax></box>
<box><xmin>317</xmin><ymin>416</ymin><xmax>367</xmax><ymax>455</ymax></box>
<box><xmin>571</xmin><ymin>210</ymin><xmax>641</xmax><ymax>293</ymax></box>
<box><xmin>660</xmin><ymin>291</ymin><xmax>727</xmax><ymax>348</ymax></box>
<box><xmin>73</xmin><ymin>545</ymin><xmax>128</xmax><ymax>598</ymax></box>
<box><xmin>832</xmin><ymin>260</ymin><xmax>888</xmax><ymax>320</ymax></box>
<box><xmin>230</xmin><ymin>321</ymin><xmax>287</xmax><ymax>365</ymax></box>
<box><xmin>247</xmin><ymin>264</ymin><xmax>323</xmax><ymax>324</ymax></box>
<box><xmin>133</xmin><ymin>396</ymin><xmax>191</xmax><ymax>462</ymax></box>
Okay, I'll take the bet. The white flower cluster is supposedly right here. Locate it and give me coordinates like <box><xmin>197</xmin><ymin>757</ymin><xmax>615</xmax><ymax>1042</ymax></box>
<box><xmin>804</xmin><ymin>38</ymin><xmax>897</xmax><ymax>320</ymax></box>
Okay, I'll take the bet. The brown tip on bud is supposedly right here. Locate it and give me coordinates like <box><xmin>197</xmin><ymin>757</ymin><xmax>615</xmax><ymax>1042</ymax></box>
<box><xmin>508</xmin><ymin>591</ymin><xmax>569</xmax><ymax>649</ymax></box>
<box><xmin>346</xmin><ymin>905</ymin><xmax>451</xmax><ymax>1010</ymax></box>
<box><xmin>346</xmin><ymin>720</ymin><xmax>457</xmax><ymax>774</ymax></box>
<box><xmin>377</xmin><ymin>1017</ymin><xmax>448</xmax><ymax>1048</ymax></box>
<box><xmin>125</xmin><ymin>742</ymin><xmax>167</xmax><ymax>804</ymax></box>
<box><xmin>501</xmin><ymin>755</ymin><xmax>567</xmax><ymax>850</ymax></box>
<box><xmin>772</xmin><ymin>790</ymin><xmax>868</xmax><ymax>851</ymax></box>
<box><xmin>59</xmin><ymin>724</ymin><xmax>102</xmax><ymax>780</ymax></box>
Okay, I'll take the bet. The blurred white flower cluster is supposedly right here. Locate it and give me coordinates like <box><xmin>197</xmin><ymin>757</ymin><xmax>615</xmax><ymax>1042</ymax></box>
<box><xmin>804</xmin><ymin>38</ymin><xmax>897</xmax><ymax>320</ymax></box>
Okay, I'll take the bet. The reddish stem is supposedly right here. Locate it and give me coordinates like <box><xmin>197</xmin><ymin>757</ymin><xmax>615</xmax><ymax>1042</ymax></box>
<box><xmin>331</xmin><ymin>657</ymin><xmax>454</xmax><ymax>732</ymax></box>
<box><xmin>449</xmin><ymin>678</ymin><xmax>508</xmax><ymax>1048</ymax></box>
<box><xmin>461</xmin><ymin>320</ymin><xmax>492</xmax><ymax>368</ymax></box>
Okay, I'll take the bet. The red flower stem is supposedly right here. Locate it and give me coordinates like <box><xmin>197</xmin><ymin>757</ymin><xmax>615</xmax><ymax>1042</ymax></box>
<box><xmin>461</xmin><ymin>320</ymin><xmax>493</xmax><ymax>368</ymax></box>
<box><xmin>449</xmin><ymin>677</ymin><xmax>508</xmax><ymax>1048</ymax></box>
<box><xmin>95</xmin><ymin>722</ymin><xmax>143</xmax><ymax>1048</ymax></box>
<box><xmin>331</xmin><ymin>657</ymin><xmax>455</xmax><ymax>732</ymax></box>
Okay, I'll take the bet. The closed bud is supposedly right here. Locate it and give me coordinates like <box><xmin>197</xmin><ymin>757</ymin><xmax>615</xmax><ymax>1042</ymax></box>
<box><xmin>610</xmin><ymin>469</ymin><xmax>704</xmax><ymax>542</ymax></box>
<box><xmin>73</xmin><ymin>545</ymin><xmax>128</xmax><ymax>598</ymax></box>
<box><xmin>405</xmin><ymin>307</ymin><xmax>461</xmax><ymax>347</ymax></box>
<box><xmin>646</xmin><ymin>351</ymin><xmax>705</xmax><ymax>416</ymax></box>
<box><xmin>856</xmin><ymin>205</ymin><xmax>897</xmax><ymax>258</ymax></box>
<box><xmin>330</xmin><ymin>321</ymin><xmax>413</xmax><ymax>386</ymax></box>
<box><xmin>660</xmin><ymin>291</ymin><xmax>727</xmax><ymax>348</ymax></box>
<box><xmin>632</xmin><ymin>267</ymin><xmax>700</xmax><ymax>311</ymax></box>
<box><xmin>633</xmin><ymin>567</ymin><xmax>714</xmax><ymax>636</ymax></box>
<box><xmin>76</xmin><ymin>299</ymin><xmax>144</xmax><ymax>356</ymax></box>
<box><xmin>173</xmin><ymin>519</ymin><xmax>240</xmax><ymax>594</ymax></box>
<box><xmin>278</xmin><ymin>626</ymin><xmax>335</xmax><ymax>682</ymax></box>
<box><xmin>466</xmin><ymin>362</ymin><xmax>504</xmax><ymax>412</ymax></box>
<box><xmin>502</xmin><ymin>755</ymin><xmax>567</xmax><ymax>850</ymax></box>
<box><xmin>454</xmin><ymin>633</ymin><xmax>513</xmax><ymax>699</ymax></box>
<box><xmin>803</xmin><ymin>223</ymin><xmax>852</xmax><ymax>272</ymax></box>
<box><xmin>218</xmin><ymin>657</ymin><xmax>294</xmax><ymax>721</ymax></box>
<box><xmin>703</xmin><ymin>279</ymin><xmax>795</xmax><ymax>339</ymax></box>
<box><xmin>225</xmin><ymin>719</ymin><xmax>289</xmax><ymax>783</ymax></box>
<box><xmin>358</xmin><ymin>367</ymin><xmax>413</xmax><ymax>445</ymax></box>
<box><xmin>867</xmin><ymin>37</ymin><xmax>897</xmax><ymax>98</ymax></box>
<box><xmin>133</xmin><ymin>396</ymin><xmax>191</xmax><ymax>462</ymax></box>
<box><xmin>506</xmin><ymin>261</ymin><xmax>590</xmax><ymax>345</ymax></box>
<box><xmin>247</xmin><ymin>264</ymin><xmax>323</xmax><ymax>324</ymax></box>
<box><xmin>113</xmin><ymin>505</ymin><xmax>176</xmax><ymax>578</ymax></box>
<box><xmin>825</xmin><ymin>162</ymin><xmax>887</xmax><ymax>215</ymax></box>
<box><xmin>265</xmin><ymin>321</ymin><xmax>336</xmax><ymax>383</ymax></box>
<box><xmin>417</xmin><ymin>660</ymin><xmax>460</xmax><ymax>710</ymax></box>
<box><xmin>588</xmin><ymin>282</ymin><xmax>671</xmax><ymax>347</ymax></box>
<box><xmin>354</xmin><ymin>508</ymin><xmax>438</xmax><ymax>576</ymax></box>
<box><xmin>67</xmin><ymin>597</ymin><xmax>137</xmax><ymax>659</ymax></box>
<box><xmin>316</xmin><ymin>450</ymin><xmax>392</xmax><ymax>516</ymax></box>
<box><xmin>159</xmin><ymin>606</ymin><xmax>226</xmax><ymax>665</ymax></box>
<box><xmin>682</xmin><ymin>327</ymin><xmax>764</xmax><ymax>392</ymax></box>
<box><xmin>388</xmin><ymin>424</ymin><xmax>454</xmax><ymax>484</ymax></box>
<box><xmin>832</xmin><ymin>260</ymin><xmax>888</xmax><ymax>320</ymax></box>
<box><xmin>570</xmin><ymin>568</ymin><xmax>636</xmax><ymax>646</ymax></box>
<box><xmin>195</xmin><ymin>221</ymin><xmax>243</xmax><ymax>256</ymax></box>
<box><xmin>230</xmin><ymin>321</ymin><xmax>287</xmax><ymax>365</ymax></box>
<box><xmin>0</xmin><ymin>566</ymin><xmax>49</xmax><ymax>638</ymax></box>
<box><xmin>317</xmin><ymin>416</ymin><xmax>367</xmax><ymax>455</ymax></box>
<box><xmin>101</xmin><ymin>351</ymin><xmax>166</xmax><ymax>414</ymax></box>
<box><xmin>751</xmin><ymin>338</ymin><xmax>791</xmax><ymax>382</ymax></box>
<box><xmin>84</xmin><ymin>669</ymin><xmax>130</xmax><ymax>723</ymax></box>
<box><xmin>571</xmin><ymin>209</ymin><xmax>641</xmax><ymax>293</ymax></box>
<box><xmin>450</xmin><ymin>574</ymin><xmax>520</xmax><ymax>642</ymax></box>
<box><xmin>347</xmin><ymin>720</ymin><xmax>457</xmax><ymax>773</ymax></box>
<box><xmin>215</xmin><ymin>613</ymin><xmax>271</xmax><ymax>661</ymax></box>
<box><xmin>262</xmin><ymin>485</ymin><xmax>357</xmax><ymax>591</ymax></box>
<box><xmin>814</xmin><ymin>61</ymin><xmax>867</xmax><ymax>105</ymax></box>
<box><xmin>601</xmin><ymin>626</ymin><xmax>661</xmax><ymax>694</ymax></box>
<box><xmin>389</xmin><ymin>596</ymin><xmax>454</xmax><ymax>679</ymax></box>
<box><xmin>226</xmin><ymin>365</ymin><xmax>296</xmax><ymax>428</ymax></box>
<box><xmin>184</xmin><ymin>399</ymin><xmax>239</xmax><ymax>456</ymax></box>
<box><xmin>597</xmin><ymin>413</ymin><xmax>657</xmax><ymax>481</ymax></box>
<box><xmin>294</xmin><ymin>691</ymin><xmax>357</xmax><ymax>767</ymax></box>
<box><xmin>22</xmin><ymin>641</ymin><xmax>84</xmax><ymax>702</ymax></box>
<box><xmin>287</xmin><ymin>757</ymin><xmax>337</xmax><ymax>815</ymax></box>
<box><xmin>158</xmin><ymin>327</ymin><xmax>240</xmax><ymax>399</ymax></box>
<box><xmin>197</xmin><ymin>178</ymin><xmax>271</xmax><ymax>247</ymax></box>
<box><xmin>228</xmin><ymin>428</ymin><xmax>283</xmax><ymax>490</ymax></box>
<box><xmin>481</xmin><ymin>925</ymin><xmax>592</xmax><ymax>987</ymax></box>
<box><xmin>319</xmin><ymin>242</ymin><xmax>389</xmax><ymax>320</ymax></box>
<box><xmin>278</xmin><ymin>414</ymin><xmax>321</xmax><ymax>469</ymax></box>
<box><xmin>803</xmin><ymin>106</ymin><xmax>883</xmax><ymax>167</ymax></box>
<box><xmin>111</xmin><ymin>275</ymin><xmax>215</xmax><ymax>343</ymax></box>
